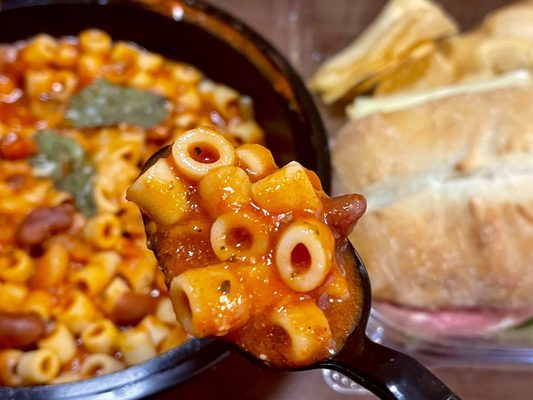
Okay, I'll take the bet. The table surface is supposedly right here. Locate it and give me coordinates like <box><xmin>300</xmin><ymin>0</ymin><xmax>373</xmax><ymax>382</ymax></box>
<box><xmin>156</xmin><ymin>1</ymin><xmax>533</xmax><ymax>399</ymax></box>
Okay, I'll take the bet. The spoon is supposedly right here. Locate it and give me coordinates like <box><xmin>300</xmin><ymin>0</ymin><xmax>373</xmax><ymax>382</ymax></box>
<box><xmin>300</xmin><ymin>239</ymin><xmax>460</xmax><ymax>400</ymax></box>
<box><xmin>142</xmin><ymin>146</ymin><xmax>461</xmax><ymax>400</ymax></box>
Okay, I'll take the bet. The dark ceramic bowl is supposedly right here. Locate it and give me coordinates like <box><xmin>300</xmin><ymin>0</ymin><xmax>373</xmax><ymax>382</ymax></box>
<box><xmin>0</xmin><ymin>0</ymin><xmax>328</xmax><ymax>398</ymax></box>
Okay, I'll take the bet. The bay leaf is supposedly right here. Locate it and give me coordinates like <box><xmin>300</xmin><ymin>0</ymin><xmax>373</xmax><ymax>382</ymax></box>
<box><xmin>65</xmin><ymin>79</ymin><xmax>170</xmax><ymax>128</ymax></box>
<box><xmin>31</xmin><ymin>130</ymin><xmax>97</xmax><ymax>217</ymax></box>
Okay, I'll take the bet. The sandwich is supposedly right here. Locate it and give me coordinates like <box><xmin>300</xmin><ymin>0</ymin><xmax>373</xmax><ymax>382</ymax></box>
<box><xmin>332</xmin><ymin>77</ymin><xmax>533</xmax><ymax>335</ymax></box>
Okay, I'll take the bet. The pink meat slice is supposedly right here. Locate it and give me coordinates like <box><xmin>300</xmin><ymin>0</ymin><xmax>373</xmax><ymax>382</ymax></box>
<box><xmin>374</xmin><ymin>302</ymin><xmax>533</xmax><ymax>337</ymax></box>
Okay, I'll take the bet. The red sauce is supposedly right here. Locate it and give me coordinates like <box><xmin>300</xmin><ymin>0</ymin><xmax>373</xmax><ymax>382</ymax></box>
<box><xmin>143</xmin><ymin>154</ymin><xmax>366</xmax><ymax>368</ymax></box>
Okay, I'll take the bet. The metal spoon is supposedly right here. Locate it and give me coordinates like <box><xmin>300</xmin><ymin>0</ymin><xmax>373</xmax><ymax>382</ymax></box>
<box><xmin>142</xmin><ymin>147</ymin><xmax>461</xmax><ymax>400</ymax></box>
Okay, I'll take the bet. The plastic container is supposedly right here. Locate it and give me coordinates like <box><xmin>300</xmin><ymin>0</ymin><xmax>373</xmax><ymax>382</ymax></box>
<box><xmin>218</xmin><ymin>0</ymin><xmax>533</xmax><ymax>393</ymax></box>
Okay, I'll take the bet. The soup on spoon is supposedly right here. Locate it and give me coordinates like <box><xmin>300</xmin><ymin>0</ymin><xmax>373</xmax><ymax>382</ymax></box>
<box><xmin>127</xmin><ymin>126</ymin><xmax>366</xmax><ymax>368</ymax></box>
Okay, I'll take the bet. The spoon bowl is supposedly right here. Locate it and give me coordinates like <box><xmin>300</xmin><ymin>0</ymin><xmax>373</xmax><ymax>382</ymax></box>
<box><xmin>308</xmin><ymin>240</ymin><xmax>460</xmax><ymax>400</ymax></box>
<box><xmin>142</xmin><ymin>147</ymin><xmax>461</xmax><ymax>400</ymax></box>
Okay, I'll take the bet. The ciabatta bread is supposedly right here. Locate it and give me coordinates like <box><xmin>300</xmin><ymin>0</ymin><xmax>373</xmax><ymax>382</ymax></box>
<box><xmin>332</xmin><ymin>83</ymin><xmax>533</xmax><ymax>309</ymax></box>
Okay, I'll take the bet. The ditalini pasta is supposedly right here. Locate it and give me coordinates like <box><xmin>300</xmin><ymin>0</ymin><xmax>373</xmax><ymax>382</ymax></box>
<box><xmin>0</xmin><ymin>29</ymin><xmax>264</xmax><ymax>386</ymax></box>
<box><xmin>128</xmin><ymin>127</ymin><xmax>367</xmax><ymax>368</ymax></box>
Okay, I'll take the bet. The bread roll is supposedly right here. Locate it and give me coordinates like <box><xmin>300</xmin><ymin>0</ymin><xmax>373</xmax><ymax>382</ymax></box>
<box><xmin>333</xmin><ymin>84</ymin><xmax>533</xmax><ymax>309</ymax></box>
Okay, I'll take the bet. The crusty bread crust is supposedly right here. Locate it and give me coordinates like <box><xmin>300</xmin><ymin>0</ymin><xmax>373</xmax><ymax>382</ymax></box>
<box><xmin>332</xmin><ymin>85</ymin><xmax>533</xmax><ymax>308</ymax></box>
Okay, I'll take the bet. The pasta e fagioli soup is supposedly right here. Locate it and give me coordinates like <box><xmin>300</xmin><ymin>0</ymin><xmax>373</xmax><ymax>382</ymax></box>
<box><xmin>127</xmin><ymin>127</ymin><xmax>366</xmax><ymax>368</ymax></box>
<box><xmin>0</xmin><ymin>29</ymin><xmax>265</xmax><ymax>385</ymax></box>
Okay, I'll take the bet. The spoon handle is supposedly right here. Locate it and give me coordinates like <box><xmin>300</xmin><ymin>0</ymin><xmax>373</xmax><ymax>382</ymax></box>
<box><xmin>319</xmin><ymin>337</ymin><xmax>461</xmax><ymax>400</ymax></box>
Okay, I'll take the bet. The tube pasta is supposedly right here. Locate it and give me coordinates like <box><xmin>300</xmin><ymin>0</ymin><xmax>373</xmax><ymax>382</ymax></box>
<box><xmin>100</xmin><ymin>276</ymin><xmax>130</xmax><ymax>315</ymax></box>
<box><xmin>84</xmin><ymin>213</ymin><xmax>123</xmax><ymax>250</ymax></box>
<box><xmin>0</xmin><ymin>350</ymin><xmax>23</xmax><ymax>386</ymax></box>
<box><xmin>171</xmin><ymin>63</ymin><xmax>202</xmax><ymax>85</ymax></box>
<box><xmin>38</xmin><ymin>323</ymin><xmax>76</xmax><ymax>363</ymax></box>
<box><xmin>17</xmin><ymin>348</ymin><xmax>60</xmax><ymax>384</ymax></box>
<box><xmin>210</xmin><ymin>212</ymin><xmax>269</xmax><ymax>262</ymax></box>
<box><xmin>117</xmin><ymin>256</ymin><xmax>156</xmax><ymax>293</ymax></box>
<box><xmin>79</xmin><ymin>29</ymin><xmax>112</xmax><ymax>55</ymax></box>
<box><xmin>236</xmin><ymin>144</ymin><xmax>277</xmax><ymax>182</ymax></box>
<box><xmin>139</xmin><ymin>315</ymin><xmax>170</xmax><ymax>347</ymax></box>
<box><xmin>81</xmin><ymin>319</ymin><xmax>119</xmax><ymax>355</ymax></box>
<box><xmin>20</xmin><ymin>34</ymin><xmax>57</xmax><ymax>67</ymax></box>
<box><xmin>211</xmin><ymin>84</ymin><xmax>239</xmax><ymax>116</ymax></box>
<box><xmin>0</xmin><ymin>283</ymin><xmax>28</xmax><ymax>313</ymax></box>
<box><xmin>22</xmin><ymin>290</ymin><xmax>54</xmax><ymax>319</ymax></box>
<box><xmin>269</xmin><ymin>302</ymin><xmax>332</xmax><ymax>364</ymax></box>
<box><xmin>176</xmin><ymin>88</ymin><xmax>202</xmax><ymax>112</ymax></box>
<box><xmin>229</xmin><ymin>121</ymin><xmax>263</xmax><ymax>144</ymax></box>
<box><xmin>169</xmin><ymin>264</ymin><xmax>251</xmax><ymax>337</ymax></box>
<box><xmin>30</xmin><ymin>244</ymin><xmax>68</xmax><ymax>289</ymax></box>
<box><xmin>126</xmin><ymin>158</ymin><xmax>189</xmax><ymax>226</ymax></box>
<box><xmin>78</xmin><ymin>54</ymin><xmax>105</xmax><ymax>81</ymax></box>
<box><xmin>158</xmin><ymin>325</ymin><xmax>188</xmax><ymax>353</ymax></box>
<box><xmin>171</xmin><ymin>127</ymin><xmax>236</xmax><ymax>180</ymax></box>
<box><xmin>70</xmin><ymin>262</ymin><xmax>112</xmax><ymax>296</ymax></box>
<box><xmin>118</xmin><ymin>328</ymin><xmax>157</xmax><ymax>365</ymax></box>
<box><xmin>275</xmin><ymin>219</ymin><xmax>334</xmax><ymax>292</ymax></box>
<box><xmin>80</xmin><ymin>354</ymin><xmax>124</xmax><ymax>377</ymax></box>
<box><xmin>198</xmin><ymin>166</ymin><xmax>251</xmax><ymax>216</ymax></box>
<box><xmin>155</xmin><ymin>297</ymin><xmax>177</xmax><ymax>324</ymax></box>
<box><xmin>55</xmin><ymin>290</ymin><xmax>99</xmax><ymax>333</ymax></box>
<box><xmin>0</xmin><ymin>249</ymin><xmax>34</xmax><ymax>283</ymax></box>
<box><xmin>251</xmin><ymin>161</ymin><xmax>322</xmax><ymax>213</ymax></box>
<box><xmin>89</xmin><ymin>251</ymin><xmax>121</xmax><ymax>276</ymax></box>
<box><xmin>56</xmin><ymin>42</ymin><xmax>78</xmax><ymax>68</ymax></box>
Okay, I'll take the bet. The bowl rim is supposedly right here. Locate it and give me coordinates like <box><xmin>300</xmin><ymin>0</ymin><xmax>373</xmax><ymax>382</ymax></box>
<box><xmin>0</xmin><ymin>0</ymin><xmax>329</xmax><ymax>398</ymax></box>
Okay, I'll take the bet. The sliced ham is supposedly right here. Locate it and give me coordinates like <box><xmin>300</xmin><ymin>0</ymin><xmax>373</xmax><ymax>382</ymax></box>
<box><xmin>374</xmin><ymin>302</ymin><xmax>533</xmax><ymax>337</ymax></box>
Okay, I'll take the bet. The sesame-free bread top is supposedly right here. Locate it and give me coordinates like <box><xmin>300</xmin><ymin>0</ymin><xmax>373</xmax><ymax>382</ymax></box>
<box><xmin>333</xmin><ymin>85</ymin><xmax>533</xmax><ymax>309</ymax></box>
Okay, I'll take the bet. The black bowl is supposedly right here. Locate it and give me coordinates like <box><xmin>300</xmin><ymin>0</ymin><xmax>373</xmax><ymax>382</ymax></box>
<box><xmin>0</xmin><ymin>0</ymin><xmax>329</xmax><ymax>398</ymax></box>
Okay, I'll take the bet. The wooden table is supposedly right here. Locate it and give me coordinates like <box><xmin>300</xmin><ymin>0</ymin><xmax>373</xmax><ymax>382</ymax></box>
<box><xmin>156</xmin><ymin>1</ymin><xmax>533</xmax><ymax>398</ymax></box>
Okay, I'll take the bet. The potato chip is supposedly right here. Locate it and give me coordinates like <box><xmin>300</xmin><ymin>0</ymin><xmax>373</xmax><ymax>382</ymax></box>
<box><xmin>375</xmin><ymin>46</ymin><xmax>455</xmax><ymax>95</ymax></box>
<box><xmin>309</xmin><ymin>0</ymin><xmax>457</xmax><ymax>103</ymax></box>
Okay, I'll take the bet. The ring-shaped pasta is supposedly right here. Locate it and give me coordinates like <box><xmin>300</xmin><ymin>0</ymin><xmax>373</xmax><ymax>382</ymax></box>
<box><xmin>117</xmin><ymin>328</ymin><xmax>157</xmax><ymax>366</ymax></box>
<box><xmin>80</xmin><ymin>354</ymin><xmax>124</xmax><ymax>377</ymax></box>
<box><xmin>210</xmin><ymin>212</ymin><xmax>269</xmax><ymax>262</ymax></box>
<box><xmin>270</xmin><ymin>301</ymin><xmax>332</xmax><ymax>364</ymax></box>
<box><xmin>81</xmin><ymin>319</ymin><xmax>119</xmax><ymax>355</ymax></box>
<box><xmin>171</xmin><ymin>127</ymin><xmax>235</xmax><ymax>180</ymax></box>
<box><xmin>0</xmin><ymin>350</ymin><xmax>23</xmax><ymax>386</ymax></box>
<box><xmin>17</xmin><ymin>348</ymin><xmax>60</xmax><ymax>384</ymax></box>
<box><xmin>275</xmin><ymin>219</ymin><xmax>334</xmax><ymax>292</ymax></box>
<box><xmin>169</xmin><ymin>265</ymin><xmax>251</xmax><ymax>337</ymax></box>
<box><xmin>235</xmin><ymin>144</ymin><xmax>277</xmax><ymax>182</ymax></box>
<box><xmin>38</xmin><ymin>323</ymin><xmax>76</xmax><ymax>363</ymax></box>
<box><xmin>84</xmin><ymin>213</ymin><xmax>122</xmax><ymax>250</ymax></box>
<box><xmin>0</xmin><ymin>249</ymin><xmax>34</xmax><ymax>283</ymax></box>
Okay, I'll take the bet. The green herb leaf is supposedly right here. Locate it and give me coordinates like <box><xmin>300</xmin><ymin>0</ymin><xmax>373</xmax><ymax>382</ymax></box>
<box><xmin>65</xmin><ymin>79</ymin><xmax>170</xmax><ymax>128</ymax></box>
<box><xmin>30</xmin><ymin>130</ymin><xmax>97</xmax><ymax>217</ymax></box>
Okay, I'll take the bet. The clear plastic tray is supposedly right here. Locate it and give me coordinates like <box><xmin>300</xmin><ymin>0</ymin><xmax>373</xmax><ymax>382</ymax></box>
<box><xmin>215</xmin><ymin>1</ymin><xmax>533</xmax><ymax>397</ymax></box>
<box><xmin>240</xmin><ymin>0</ymin><xmax>533</xmax><ymax>372</ymax></box>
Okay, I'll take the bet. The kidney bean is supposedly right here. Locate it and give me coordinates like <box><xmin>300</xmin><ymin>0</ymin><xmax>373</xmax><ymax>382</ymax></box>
<box><xmin>16</xmin><ymin>203</ymin><xmax>75</xmax><ymax>247</ymax></box>
<box><xmin>0</xmin><ymin>312</ymin><xmax>46</xmax><ymax>349</ymax></box>
<box><xmin>112</xmin><ymin>292</ymin><xmax>158</xmax><ymax>326</ymax></box>
<box><xmin>324</xmin><ymin>194</ymin><xmax>367</xmax><ymax>237</ymax></box>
